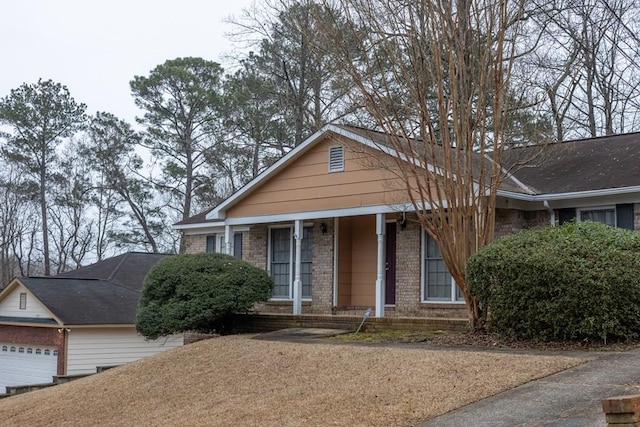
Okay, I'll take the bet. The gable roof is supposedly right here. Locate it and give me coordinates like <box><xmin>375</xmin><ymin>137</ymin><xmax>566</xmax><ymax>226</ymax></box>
<box><xmin>1</xmin><ymin>252</ymin><xmax>170</xmax><ymax>326</ymax></box>
<box><xmin>176</xmin><ymin>126</ymin><xmax>640</xmax><ymax>228</ymax></box>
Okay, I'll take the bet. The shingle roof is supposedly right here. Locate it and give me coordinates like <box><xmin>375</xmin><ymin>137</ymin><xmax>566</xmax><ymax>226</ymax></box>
<box><xmin>56</xmin><ymin>252</ymin><xmax>170</xmax><ymax>292</ymax></box>
<box><xmin>505</xmin><ymin>133</ymin><xmax>640</xmax><ymax>194</ymax></box>
<box><xmin>18</xmin><ymin>277</ymin><xmax>141</xmax><ymax>325</ymax></box>
<box><xmin>15</xmin><ymin>252</ymin><xmax>171</xmax><ymax>325</ymax></box>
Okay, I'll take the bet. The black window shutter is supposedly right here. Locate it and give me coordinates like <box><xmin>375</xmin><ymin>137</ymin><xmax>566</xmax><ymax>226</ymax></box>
<box><xmin>233</xmin><ymin>233</ymin><xmax>243</xmax><ymax>259</ymax></box>
<box><xmin>616</xmin><ymin>204</ymin><xmax>635</xmax><ymax>230</ymax></box>
<box><xmin>206</xmin><ymin>235</ymin><xmax>215</xmax><ymax>253</ymax></box>
<box><xmin>558</xmin><ymin>208</ymin><xmax>576</xmax><ymax>225</ymax></box>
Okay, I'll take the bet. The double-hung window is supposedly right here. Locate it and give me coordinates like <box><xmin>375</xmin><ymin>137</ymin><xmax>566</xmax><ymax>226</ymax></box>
<box><xmin>578</xmin><ymin>207</ymin><xmax>616</xmax><ymax>226</ymax></box>
<box><xmin>269</xmin><ymin>226</ymin><xmax>313</xmax><ymax>300</ymax></box>
<box><xmin>422</xmin><ymin>232</ymin><xmax>464</xmax><ymax>303</ymax></box>
<box><xmin>206</xmin><ymin>233</ymin><xmax>243</xmax><ymax>259</ymax></box>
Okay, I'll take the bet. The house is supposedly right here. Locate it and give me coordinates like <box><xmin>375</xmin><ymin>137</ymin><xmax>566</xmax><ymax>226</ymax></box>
<box><xmin>174</xmin><ymin>124</ymin><xmax>640</xmax><ymax>321</ymax></box>
<box><xmin>0</xmin><ymin>252</ymin><xmax>183</xmax><ymax>392</ymax></box>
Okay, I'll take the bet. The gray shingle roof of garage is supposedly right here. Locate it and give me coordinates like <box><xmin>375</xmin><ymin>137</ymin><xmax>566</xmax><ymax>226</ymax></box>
<box><xmin>18</xmin><ymin>277</ymin><xmax>140</xmax><ymax>325</ymax></box>
<box><xmin>55</xmin><ymin>252</ymin><xmax>170</xmax><ymax>292</ymax></box>
<box><xmin>16</xmin><ymin>252</ymin><xmax>171</xmax><ymax>325</ymax></box>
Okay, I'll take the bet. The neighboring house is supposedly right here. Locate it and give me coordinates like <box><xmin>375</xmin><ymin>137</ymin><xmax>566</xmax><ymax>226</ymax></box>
<box><xmin>174</xmin><ymin>124</ymin><xmax>640</xmax><ymax>320</ymax></box>
<box><xmin>0</xmin><ymin>252</ymin><xmax>183</xmax><ymax>392</ymax></box>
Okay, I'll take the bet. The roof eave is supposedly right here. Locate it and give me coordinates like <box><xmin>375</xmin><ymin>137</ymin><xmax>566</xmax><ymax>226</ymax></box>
<box><xmin>499</xmin><ymin>185</ymin><xmax>640</xmax><ymax>202</ymax></box>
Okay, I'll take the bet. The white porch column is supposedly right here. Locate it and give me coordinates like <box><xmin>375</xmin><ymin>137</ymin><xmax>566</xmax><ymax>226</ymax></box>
<box><xmin>293</xmin><ymin>220</ymin><xmax>303</xmax><ymax>315</ymax></box>
<box><xmin>375</xmin><ymin>213</ymin><xmax>385</xmax><ymax>317</ymax></box>
<box><xmin>224</xmin><ymin>225</ymin><xmax>232</xmax><ymax>255</ymax></box>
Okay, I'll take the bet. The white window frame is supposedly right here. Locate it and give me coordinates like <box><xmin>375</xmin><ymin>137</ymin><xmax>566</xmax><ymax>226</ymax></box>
<box><xmin>577</xmin><ymin>206</ymin><xmax>616</xmax><ymax>227</ymax></box>
<box><xmin>267</xmin><ymin>224</ymin><xmax>313</xmax><ymax>301</ymax></box>
<box><xmin>420</xmin><ymin>231</ymin><xmax>465</xmax><ymax>304</ymax></box>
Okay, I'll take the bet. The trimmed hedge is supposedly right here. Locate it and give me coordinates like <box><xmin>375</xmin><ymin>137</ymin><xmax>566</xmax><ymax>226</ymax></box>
<box><xmin>467</xmin><ymin>221</ymin><xmax>640</xmax><ymax>342</ymax></box>
<box><xmin>136</xmin><ymin>253</ymin><xmax>273</xmax><ymax>339</ymax></box>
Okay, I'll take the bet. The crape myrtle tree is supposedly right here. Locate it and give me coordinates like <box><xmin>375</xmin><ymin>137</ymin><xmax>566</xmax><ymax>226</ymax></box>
<box><xmin>130</xmin><ymin>57</ymin><xmax>225</xmax><ymax>252</ymax></box>
<box><xmin>0</xmin><ymin>79</ymin><xmax>86</xmax><ymax>276</ymax></box>
<box><xmin>317</xmin><ymin>0</ymin><xmax>527</xmax><ymax>327</ymax></box>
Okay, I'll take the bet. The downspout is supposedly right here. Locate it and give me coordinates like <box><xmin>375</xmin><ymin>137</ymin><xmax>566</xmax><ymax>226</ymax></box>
<box><xmin>543</xmin><ymin>200</ymin><xmax>555</xmax><ymax>226</ymax></box>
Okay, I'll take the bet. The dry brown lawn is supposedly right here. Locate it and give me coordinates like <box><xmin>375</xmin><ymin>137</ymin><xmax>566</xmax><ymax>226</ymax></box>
<box><xmin>0</xmin><ymin>335</ymin><xmax>583</xmax><ymax>427</ymax></box>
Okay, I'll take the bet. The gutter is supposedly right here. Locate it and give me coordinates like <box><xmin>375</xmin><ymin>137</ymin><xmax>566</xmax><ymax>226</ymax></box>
<box><xmin>543</xmin><ymin>200</ymin><xmax>555</xmax><ymax>226</ymax></box>
<box><xmin>498</xmin><ymin>185</ymin><xmax>640</xmax><ymax>202</ymax></box>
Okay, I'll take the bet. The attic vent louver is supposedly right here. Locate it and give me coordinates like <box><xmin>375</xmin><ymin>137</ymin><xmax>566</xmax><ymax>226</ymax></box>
<box><xmin>328</xmin><ymin>146</ymin><xmax>344</xmax><ymax>172</ymax></box>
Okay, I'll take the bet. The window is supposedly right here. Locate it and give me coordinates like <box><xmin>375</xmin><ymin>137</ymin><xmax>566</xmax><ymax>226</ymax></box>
<box><xmin>206</xmin><ymin>232</ymin><xmax>243</xmax><ymax>259</ymax></box>
<box><xmin>1</xmin><ymin>346</ymin><xmax>6</xmax><ymax>352</ymax></box>
<box><xmin>269</xmin><ymin>226</ymin><xmax>313</xmax><ymax>299</ymax></box>
<box><xmin>27</xmin><ymin>348</ymin><xmax>32</xmax><ymax>354</ymax></box>
<box><xmin>328</xmin><ymin>146</ymin><xmax>344</xmax><ymax>172</ymax></box>
<box><xmin>579</xmin><ymin>207</ymin><xmax>615</xmax><ymax>226</ymax></box>
<box><xmin>35</xmin><ymin>348</ymin><xmax>41</xmax><ymax>355</ymax></box>
<box><xmin>422</xmin><ymin>232</ymin><xmax>464</xmax><ymax>303</ymax></box>
<box><xmin>19</xmin><ymin>292</ymin><xmax>27</xmax><ymax>310</ymax></box>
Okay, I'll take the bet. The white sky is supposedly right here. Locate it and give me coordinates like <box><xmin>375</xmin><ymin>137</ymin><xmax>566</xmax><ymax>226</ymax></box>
<box><xmin>0</xmin><ymin>0</ymin><xmax>256</xmax><ymax>124</ymax></box>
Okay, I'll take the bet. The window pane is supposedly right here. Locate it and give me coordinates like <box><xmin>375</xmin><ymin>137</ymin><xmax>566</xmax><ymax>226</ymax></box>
<box><xmin>271</xmin><ymin>228</ymin><xmax>291</xmax><ymax>298</ymax></box>
<box><xmin>206</xmin><ymin>236</ymin><xmax>215</xmax><ymax>253</ymax></box>
<box><xmin>233</xmin><ymin>233</ymin><xmax>243</xmax><ymax>259</ymax></box>
<box><xmin>424</xmin><ymin>233</ymin><xmax>456</xmax><ymax>301</ymax></box>
<box><xmin>580</xmin><ymin>209</ymin><xmax>615</xmax><ymax>226</ymax></box>
<box><xmin>301</xmin><ymin>226</ymin><xmax>313</xmax><ymax>298</ymax></box>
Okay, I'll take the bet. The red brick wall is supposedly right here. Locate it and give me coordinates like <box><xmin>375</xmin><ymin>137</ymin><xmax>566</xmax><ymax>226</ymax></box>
<box><xmin>0</xmin><ymin>325</ymin><xmax>66</xmax><ymax>375</ymax></box>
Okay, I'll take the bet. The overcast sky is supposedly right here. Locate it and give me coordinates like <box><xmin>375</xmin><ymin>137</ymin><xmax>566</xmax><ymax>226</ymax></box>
<box><xmin>0</xmin><ymin>0</ymin><xmax>256</xmax><ymax>124</ymax></box>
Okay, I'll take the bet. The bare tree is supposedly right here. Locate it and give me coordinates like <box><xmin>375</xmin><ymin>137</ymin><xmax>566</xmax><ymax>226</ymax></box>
<box><xmin>527</xmin><ymin>0</ymin><xmax>640</xmax><ymax>140</ymax></box>
<box><xmin>318</xmin><ymin>0</ymin><xmax>526</xmax><ymax>326</ymax></box>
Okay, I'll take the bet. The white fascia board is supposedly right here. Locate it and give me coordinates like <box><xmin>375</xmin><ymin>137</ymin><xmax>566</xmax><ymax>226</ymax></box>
<box><xmin>498</xmin><ymin>185</ymin><xmax>640</xmax><ymax>202</ymax></box>
<box><xmin>330</xmin><ymin>125</ymin><xmax>436</xmax><ymax>173</ymax></box>
<box><xmin>223</xmin><ymin>202</ymin><xmax>423</xmax><ymax>226</ymax></box>
<box><xmin>172</xmin><ymin>221</ymin><xmax>226</xmax><ymax>231</ymax></box>
<box><xmin>205</xmin><ymin>126</ymin><xmax>335</xmax><ymax>221</ymax></box>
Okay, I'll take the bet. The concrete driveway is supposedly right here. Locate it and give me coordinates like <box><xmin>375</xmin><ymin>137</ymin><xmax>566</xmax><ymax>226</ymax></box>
<box><xmin>421</xmin><ymin>348</ymin><xmax>640</xmax><ymax>427</ymax></box>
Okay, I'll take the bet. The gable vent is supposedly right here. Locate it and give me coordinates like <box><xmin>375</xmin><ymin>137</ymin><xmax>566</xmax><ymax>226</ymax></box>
<box><xmin>328</xmin><ymin>146</ymin><xmax>344</xmax><ymax>172</ymax></box>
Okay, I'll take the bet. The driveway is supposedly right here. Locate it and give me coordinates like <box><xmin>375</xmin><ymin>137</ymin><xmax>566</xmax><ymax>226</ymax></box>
<box><xmin>421</xmin><ymin>348</ymin><xmax>640</xmax><ymax>427</ymax></box>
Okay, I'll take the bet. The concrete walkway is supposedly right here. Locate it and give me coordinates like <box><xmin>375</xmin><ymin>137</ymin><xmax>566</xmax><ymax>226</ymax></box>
<box><xmin>421</xmin><ymin>348</ymin><xmax>640</xmax><ymax>427</ymax></box>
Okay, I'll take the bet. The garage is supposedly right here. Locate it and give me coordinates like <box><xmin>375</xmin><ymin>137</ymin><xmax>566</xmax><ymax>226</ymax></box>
<box><xmin>0</xmin><ymin>343</ymin><xmax>58</xmax><ymax>392</ymax></box>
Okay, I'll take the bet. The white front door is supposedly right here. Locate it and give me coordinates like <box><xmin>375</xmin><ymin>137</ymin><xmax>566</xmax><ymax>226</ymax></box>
<box><xmin>0</xmin><ymin>343</ymin><xmax>58</xmax><ymax>392</ymax></box>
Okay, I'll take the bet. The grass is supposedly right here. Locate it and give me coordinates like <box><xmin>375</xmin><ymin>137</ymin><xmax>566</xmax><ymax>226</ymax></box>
<box><xmin>0</xmin><ymin>334</ymin><xmax>584</xmax><ymax>427</ymax></box>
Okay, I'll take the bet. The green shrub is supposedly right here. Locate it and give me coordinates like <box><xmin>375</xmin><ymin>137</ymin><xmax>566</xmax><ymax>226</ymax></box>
<box><xmin>467</xmin><ymin>221</ymin><xmax>640</xmax><ymax>342</ymax></box>
<box><xmin>136</xmin><ymin>253</ymin><xmax>273</xmax><ymax>339</ymax></box>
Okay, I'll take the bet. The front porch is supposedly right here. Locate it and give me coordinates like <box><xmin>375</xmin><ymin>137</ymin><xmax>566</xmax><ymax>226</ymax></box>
<box><xmin>244</xmin><ymin>212</ymin><xmax>468</xmax><ymax>320</ymax></box>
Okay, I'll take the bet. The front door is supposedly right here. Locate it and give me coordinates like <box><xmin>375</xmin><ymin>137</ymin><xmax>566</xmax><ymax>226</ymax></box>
<box><xmin>385</xmin><ymin>222</ymin><xmax>396</xmax><ymax>305</ymax></box>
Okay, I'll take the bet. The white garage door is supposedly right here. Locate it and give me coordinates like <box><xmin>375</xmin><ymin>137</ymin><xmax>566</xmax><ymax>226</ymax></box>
<box><xmin>0</xmin><ymin>343</ymin><xmax>58</xmax><ymax>392</ymax></box>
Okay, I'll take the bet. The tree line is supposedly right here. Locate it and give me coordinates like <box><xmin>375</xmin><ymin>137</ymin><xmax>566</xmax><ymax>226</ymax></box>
<box><xmin>0</xmin><ymin>0</ymin><xmax>639</xmax><ymax>288</ymax></box>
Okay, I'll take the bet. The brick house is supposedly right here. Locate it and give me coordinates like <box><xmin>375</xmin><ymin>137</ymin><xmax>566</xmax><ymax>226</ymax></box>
<box><xmin>174</xmin><ymin>125</ymin><xmax>640</xmax><ymax>321</ymax></box>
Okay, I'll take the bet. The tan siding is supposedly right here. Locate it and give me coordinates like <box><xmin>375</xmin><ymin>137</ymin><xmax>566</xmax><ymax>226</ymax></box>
<box><xmin>226</xmin><ymin>136</ymin><xmax>410</xmax><ymax>218</ymax></box>
<box><xmin>349</xmin><ymin>215</ymin><xmax>376</xmax><ymax>306</ymax></box>
<box><xmin>66</xmin><ymin>328</ymin><xmax>183</xmax><ymax>375</ymax></box>
<box><xmin>0</xmin><ymin>284</ymin><xmax>52</xmax><ymax>320</ymax></box>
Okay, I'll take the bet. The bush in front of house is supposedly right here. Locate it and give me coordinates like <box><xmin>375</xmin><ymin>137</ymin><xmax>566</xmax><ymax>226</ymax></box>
<box><xmin>466</xmin><ymin>221</ymin><xmax>640</xmax><ymax>343</ymax></box>
<box><xmin>136</xmin><ymin>253</ymin><xmax>273</xmax><ymax>340</ymax></box>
